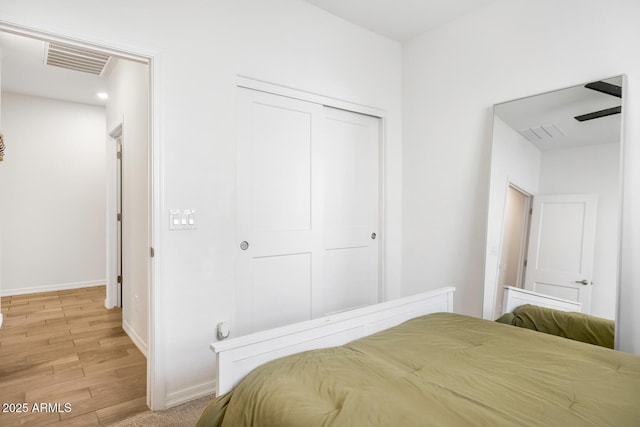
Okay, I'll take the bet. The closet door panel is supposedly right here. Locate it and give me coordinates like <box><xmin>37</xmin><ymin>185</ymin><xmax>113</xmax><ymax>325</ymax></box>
<box><xmin>249</xmin><ymin>102</ymin><xmax>311</xmax><ymax>234</ymax></box>
<box><xmin>322</xmin><ymin>107</ymin><xmax>380</xmax><ymax>314</ymax></box>
<box><xmin>237</xmin><ymin>253</ymin><xmax>312</xmax><ymax>334</ymax></box>
<box><xmin>323</xmin><ymin>248</ymin><xmax>378</xmax><ymax>314</ymax></box>
<box><xmin>236</xmin><ymin>89</ymin><xmax>321</xmax><ymax>335</ymax></box>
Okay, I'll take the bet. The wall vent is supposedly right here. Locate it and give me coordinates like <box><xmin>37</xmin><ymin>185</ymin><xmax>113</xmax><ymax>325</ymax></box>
<box><xmin>518</xmin><ymin>123</ymin><xmax>566</xmax><ymax>143</ymax></box>
<box><xmin>44</xmin><ymin>42</ymin><xmax>112</xmax><ymax>76</ymax></box>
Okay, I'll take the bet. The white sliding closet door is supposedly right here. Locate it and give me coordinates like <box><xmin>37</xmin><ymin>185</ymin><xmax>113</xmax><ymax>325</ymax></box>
<box><xmin>322</xmin><ymin>107</ymin><xmax>380</xmax><ymax>314</ymax></box>
<box><xmin>236</xmin><ymin>88</ymin><xmax>322</xmax><ymax>336</ymax></box>
<box><xmin>236</xmin><ymin>88</ymin><xmax>380</xmax><ymax>336</ymax></box>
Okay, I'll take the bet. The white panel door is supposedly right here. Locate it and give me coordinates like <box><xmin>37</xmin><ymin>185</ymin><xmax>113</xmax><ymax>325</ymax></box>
<box><xmin>322</xmin><ymin>107</ymin><xmax>380</xmax><ymax>314</ymax></box>
<box><xmin>524</xmin><ymin>194</ymin><xmax>597</xmax><ymax>312</ymax></box>
<box><xmin>236</xmin><ymin>88</ymin><xmax>323</xmax><ymax>335</ymax></box>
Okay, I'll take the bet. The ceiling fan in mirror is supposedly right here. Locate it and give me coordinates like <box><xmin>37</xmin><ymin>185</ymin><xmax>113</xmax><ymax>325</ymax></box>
<box><xmin>574</xmin><ymin>80</ymin><xmax>622</xmax><ymax>122</ymax></box>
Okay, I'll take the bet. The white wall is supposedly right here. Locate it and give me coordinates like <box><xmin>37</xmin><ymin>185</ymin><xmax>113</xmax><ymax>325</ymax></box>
<box><xmin>402</xmin><ymin>0</ymin><xmax>640</xmax><ymax>354</ymax></box>
<box><xmin>538</xmin><ymin>143</ymin><xmax>620</xmax><ymax>320</ymax></box>
<box><xmin>105</xmin><ymin>59</ymin><xmax>150</xmax><ymax>355</ymax></box>
<box><xmin>0</xmin><ymin>0</ymin><xmax>403</xmax><ymax>407</ymax></box>
<box><xmin>0</xmin><ymin>92</ymin><xmax>106</xmax><ymax>295</ymax></box>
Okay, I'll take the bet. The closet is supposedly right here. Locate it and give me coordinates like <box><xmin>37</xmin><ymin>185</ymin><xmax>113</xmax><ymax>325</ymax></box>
<box><xmin>235</xmin><ymin>87</ymin><xmax>381</xmax><ymax>335</ymax></box>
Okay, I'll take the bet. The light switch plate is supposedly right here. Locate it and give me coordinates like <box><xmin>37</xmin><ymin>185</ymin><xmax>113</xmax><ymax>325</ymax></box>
<box><xmin>169</xmin><ymin>209</ymin><xmax>197</xmax><ymax>230</ymax></box>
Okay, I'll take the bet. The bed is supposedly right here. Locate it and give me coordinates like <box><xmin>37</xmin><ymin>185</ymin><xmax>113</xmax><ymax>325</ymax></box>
<box><xmin>198</xmin><ymin>287</ymin><xmax>640</xmax><ymax>426</ymax></box>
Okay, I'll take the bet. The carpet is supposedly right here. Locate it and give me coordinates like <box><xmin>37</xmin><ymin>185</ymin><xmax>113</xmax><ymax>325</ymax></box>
<box><xmin>106</xmin><ymin>395</ymin><xmax>213</xmax><ymax>427</ymax></box>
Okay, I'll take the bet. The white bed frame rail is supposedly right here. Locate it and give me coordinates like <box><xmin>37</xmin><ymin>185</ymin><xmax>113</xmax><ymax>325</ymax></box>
<box><xmin>211</xmin><ymin>286</ymin><xmax>455</xmax><ymax>396</ymax></box>
<box><xmin>502</xmin><ymin>286</ymin><xmax>582</xmax><ymax>314</ymax></box>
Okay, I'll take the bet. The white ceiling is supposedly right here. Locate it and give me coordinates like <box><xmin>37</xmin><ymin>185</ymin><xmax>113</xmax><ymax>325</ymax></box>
<box><xmin>303</xmin><ymin>0</ymin><xmax>495</xmax><ymax>41</ymax></box>
<box><xmin>0</xmin><ymin>32</ymin><xmax>110</xmax><ymax>106</ymax></box>
<box><xmin>302</xmin><ymin>0</ymin><xmax>623</xmax><ymax>150</ymax></box>
<box><xmin>495</xmin><ymin>77</ymin><xmax>623</xmax><ymax>151</ymax></box>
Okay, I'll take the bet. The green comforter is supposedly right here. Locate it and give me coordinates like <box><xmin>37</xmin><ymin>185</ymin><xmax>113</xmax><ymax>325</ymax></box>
<box><xmin>197</xmin><ymin>313</ymin><xmax>640</xmax><ymax>426</ymax></box>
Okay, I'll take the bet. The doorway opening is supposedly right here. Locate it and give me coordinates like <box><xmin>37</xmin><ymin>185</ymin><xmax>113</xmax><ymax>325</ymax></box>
<box><xmin>494</xmin><ymin>184</ymin><xmax>532</xmax><ymax>318</ymax></box>
<box><xmin>0</xmin><ymin>23</ymin><xmax>156</xmax><ymax>409</ymax></box>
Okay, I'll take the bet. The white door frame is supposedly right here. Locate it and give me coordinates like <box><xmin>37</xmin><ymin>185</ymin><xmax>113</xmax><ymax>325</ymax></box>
<box><xmin>493</xmin><ymin>183</ymin><xmax>532</xmax><ymax>318</ymax></box>
<box><xmin>509</xmin><ymin>183</ymin><xmax>532</xmax><ymax>289</ymax></box>
<box><xmin>0</xmin><ymin>21</ymin><xmax>166</xmax><ymax>410</ymax></box>
<box><xmin>106</xmin><ymin>123</ymin><xmax>124</xmax><ymax>309</ymax></box>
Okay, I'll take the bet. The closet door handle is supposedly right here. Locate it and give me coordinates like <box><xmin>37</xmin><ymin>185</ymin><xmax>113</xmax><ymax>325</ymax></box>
<box><xmin>574</xmin><ymin>279</ymin><xmax>591</xmax><ymax>285</ymax></box>
<box><xmin>240</xmin><ymin>241</ymin><xmax>249</xmax><ymax>250</ymax></box>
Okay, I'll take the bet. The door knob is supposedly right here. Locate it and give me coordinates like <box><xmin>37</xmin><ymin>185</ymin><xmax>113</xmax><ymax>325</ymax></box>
<box><xmin>371</xmin><ymin>232</ymin><xmax>377</xmax><ymax>240</ymax></box>
<box><xmin>240</xmin><ymin>241</ymin><xmax>249</xmax><ymax>250</ymax></box>
<box><xmin>574</xmin><ymin>279</ymin><xmax>591</xmax><ymax>285</ymax></box>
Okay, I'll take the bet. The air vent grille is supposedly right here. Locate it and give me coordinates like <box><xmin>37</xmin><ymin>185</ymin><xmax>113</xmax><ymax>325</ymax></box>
<box><xmin>45</xmin><ymin>42</ymin><xmax>111</xmax><ymax>75</ymax></box>
<box><xmin>518</xmin><ymin>124</ymin><xmax>566</xmax><ymax>143</ymax></box>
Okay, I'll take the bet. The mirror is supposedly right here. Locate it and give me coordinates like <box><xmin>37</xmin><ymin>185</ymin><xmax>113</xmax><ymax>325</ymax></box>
<box><xmin>482</xmin><ymin>76</ymin><xmax>624</xmax><ymax>324</ymax></box>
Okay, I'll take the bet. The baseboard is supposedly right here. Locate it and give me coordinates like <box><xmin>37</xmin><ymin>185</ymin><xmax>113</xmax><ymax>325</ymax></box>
<box><xmin>165</xmin><ymin>380</ymin><xmax>216</xmax><ymax>409</ymax></box>
<box><xmin>122</xmin><ymin>319</ymin><xmax>149</xmax><ymax>358</ymax></box>
<box><xmin>0</xmin><ymin>280</ymin><xmax>105</xmax><ymax>297</ymax></box>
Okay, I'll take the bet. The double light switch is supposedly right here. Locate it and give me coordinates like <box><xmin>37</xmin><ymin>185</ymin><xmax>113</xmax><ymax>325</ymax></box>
<box><xmin>169</xmin><ymin>209</ymin><xmax>196</xmax><ymax>230</ymax></box>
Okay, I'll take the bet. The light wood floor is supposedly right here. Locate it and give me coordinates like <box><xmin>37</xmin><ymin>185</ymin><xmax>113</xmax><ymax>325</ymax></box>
<box><xmin>0</xmin><ymin>286</ymin><xmax>147</xmax><ymax>426</ymax></box>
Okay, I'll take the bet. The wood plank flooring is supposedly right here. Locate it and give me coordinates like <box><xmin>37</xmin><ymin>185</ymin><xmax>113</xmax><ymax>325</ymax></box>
<box><xmin>0</xmin><ymin>286</ymin><xmax>147</xmax><ymax>426</ymax></box>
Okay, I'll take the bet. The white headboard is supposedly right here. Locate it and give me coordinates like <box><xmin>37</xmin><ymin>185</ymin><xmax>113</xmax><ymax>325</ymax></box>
<box><xmin>211</xmin><ymin>286</ymin><xmax>455</xmax><ymax>396</ymax></box>
<box><xmin>502</xmin><ymin>286</ymin><xmax>582</xmax><ymax>314</ymax></box>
